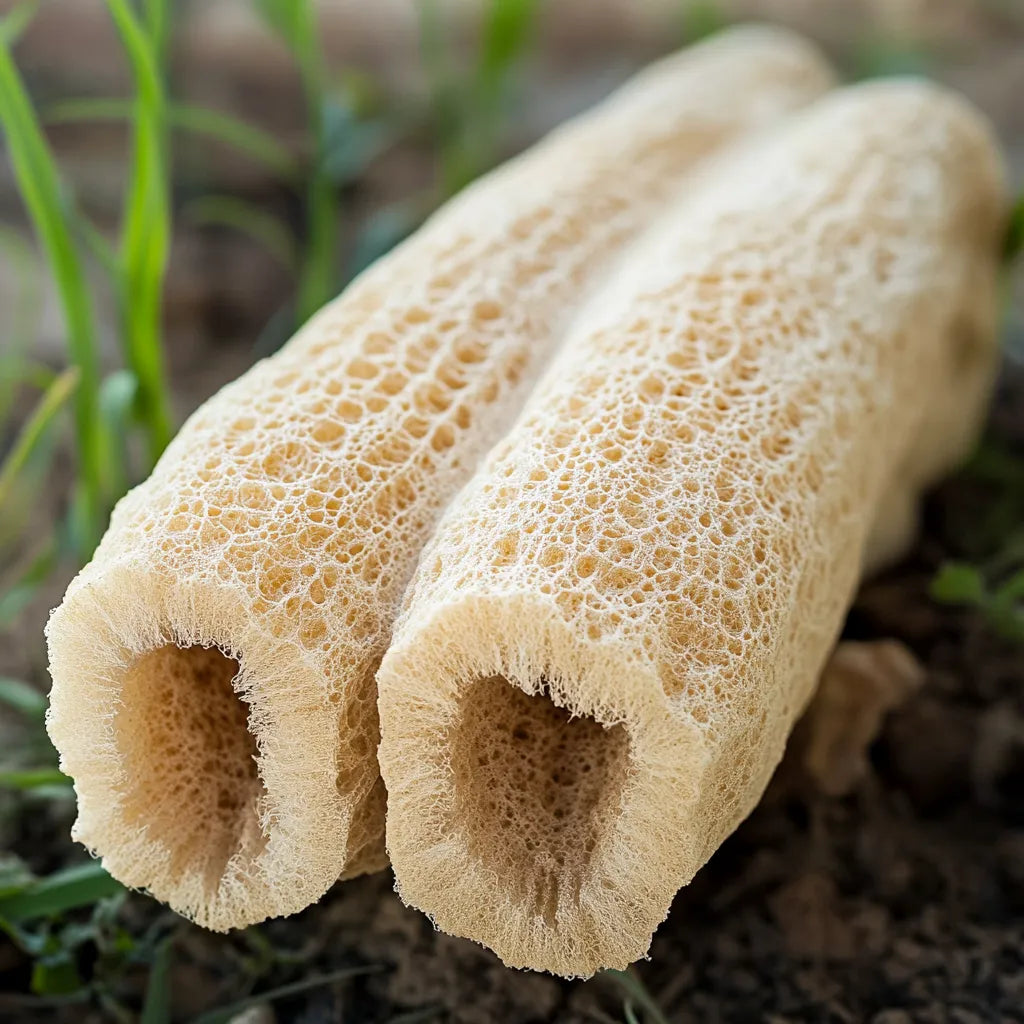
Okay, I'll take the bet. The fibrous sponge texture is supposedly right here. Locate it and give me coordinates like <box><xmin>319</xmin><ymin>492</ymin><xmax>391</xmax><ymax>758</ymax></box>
<box><xmin>45</xmin><ymin>26</ymin><xmax>834</xmax><ymax>931</ymax></box>
<box><xmin>377</xmin><ymin>80</ymin><xmax>1006</xmax><ymax>977</ymax></box>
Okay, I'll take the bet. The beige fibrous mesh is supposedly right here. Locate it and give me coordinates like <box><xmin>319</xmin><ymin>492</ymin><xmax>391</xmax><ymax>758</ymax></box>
<box><xmin>45</xmin><ymin>26</ymin><xmax>834</xmax><ymax>931</ymax></box>
<box><xmin>376</xmin><ymin>80</ymin><xmax>1006</xmax><ymax>978</ymax></box>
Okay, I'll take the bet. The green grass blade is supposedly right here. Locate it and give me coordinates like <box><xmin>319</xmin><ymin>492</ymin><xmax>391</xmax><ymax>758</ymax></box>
<box><xmin>297</xmin><ymin>170</ymin><xmax>338</xmax><ymax>321</ymax></box>
<box><xmin>0</xmin><ymin>357</ymin><xmax>55</xmax><ymax>392</ymax></box>
<box><xmin>469</xmin><ymin>0</ymin><xmax>540</xmax><ymax>181</ymax></box>
<box><xmin>0</xmin><ymin>1</ymin><xmax>40</xmax><ymax>46</ymax></box>
<box><xmin>420</xmin><ymin>0</ymin><xmax>539</xmax><ymax>195</ymax></box>
<box><xmin>104</xmin><ymin>0</ymin><xmax>174</xmax><ymax>466</ymax></box>
<box><xmin>170</xmin><ymin>103</ymin><xmax>298</xmax><ymax>178</ymax></box>
<box><xmin>255</xmin><ymin>0</ymin><xmax>323</xmax><ymax>100</ymax></box>
<box><xmin>46</xmin><ymin>99</ymin><xmax>299</xmax><ymax>180</ymax></box>
<box><xmin>680</xmin><ymin>0</ymin><xmax>728</xmax><ymax>42</ymax></box>
<box><xmin>0</xmin><ymin>768</ymin><xmax>70</xmax><ymax>790</ymax></box>
<box><xmin>418</xmin><ymin>0</ymin><xmax>472</xmax><ymax>195</ymax></box>
<box><xmin>0</xmin><ymin>36</ymin><xmax>111</xmax><ymax>550</ymax></box>
<box><xmin>0</xmin><ymin>677</ymin><xmax>47</xmax><ymax>720</ymax></box>
<box><xmin>195</xmin><ymin>965</ymin><xmax>384</xmax><ymax>1024</ymax></box>
<box><xmin>184</xmin><ymin>194</ymin><xmax>297</xmax><ymax>271</ymax></box>
<box><xmin>142</xmin><ymin>0</ymin><xmax>170</xmax><ymax>71</ymax></box>
<box><xmin>253</xmin><ymin>0</ymin><xmax>306</xmax><ymax>55</ymax></box>
<box><xmin>140</xmin><ymin>936</ymin><xmax>174</xmax><ymax>1024</ymax></box>
<box><xmin>259</xmin><ymin>0</ymin><xmax>337</xmax><ymax>323</ymax></box>
<box><xmin>0</xmin><ymin>862</ymin><xmax>124</xmax><ymax>923</ymax></box>
<box><xmin>478</xmin><ymin>0</ymin><xmax>540</xmax><ymax>94</ymax></box>
<box><xmin>0</xmin><ymin>366</ymin><xmax>79</xmax><ymax>512</ymax></box>
<box><xmin>0</xmin><ymin>225</ymin><xmax>44</xmax><ymax>415</ymax></box>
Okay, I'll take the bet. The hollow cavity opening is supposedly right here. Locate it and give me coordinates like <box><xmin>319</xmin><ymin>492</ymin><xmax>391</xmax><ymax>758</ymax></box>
<box><xmin>114</xmin><ymin>644</ymin><xmax>267</xmax><ymax>892</ymax></box>
<box><xmin>450</xmin><ymin>675</ymin><xmax>630</xmax><ymax>923</ymax></box>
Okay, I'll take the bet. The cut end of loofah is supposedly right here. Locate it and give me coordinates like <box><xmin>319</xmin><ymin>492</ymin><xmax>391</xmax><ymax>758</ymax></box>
<box><xmin>378</xmin><ymin>601</ymin><xmax>710</xmax><ymax>977</ymax></box>
<box><xmin>115</xmin><ymin>644</ymin><xmax>265</xmax><ymax>894</ymax></box>
<box><xmin>45</xmin><ymin>563</ymin><xmax>352</xmax><ymax>931</ymax></box>
<box><xmin>451</xmin><ymin>676</ymin><xmax>630</xmax><ymax>924</ymax></box>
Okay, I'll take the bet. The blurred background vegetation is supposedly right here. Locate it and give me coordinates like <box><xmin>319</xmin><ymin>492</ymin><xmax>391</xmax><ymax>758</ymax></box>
<box><xmin>0</xmin><ymin>0</ymin><xmax>1021</xmax><ymax>1021</ymax></box>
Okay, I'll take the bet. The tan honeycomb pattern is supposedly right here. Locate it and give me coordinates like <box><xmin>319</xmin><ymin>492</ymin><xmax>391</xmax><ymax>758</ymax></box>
<box><xmin>45</xmin><ymin>27</ymin><xmax>835</xmax><ymax>931</ymax></box>
<box><xmin>377</xmin><ymin>80</ymin><xmax>1006</xmax><ymax>978</ymax></box>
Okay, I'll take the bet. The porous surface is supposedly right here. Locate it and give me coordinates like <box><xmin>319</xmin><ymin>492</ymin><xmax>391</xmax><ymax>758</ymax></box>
<box><xmin>377</xmin><ymin>80</ymin><xmax>1007</xmax><ymax>976</ymax></box>
<box><xmin>45</xmin><ymin>26</ymin><xmax>834</xmax><ymax>930</ymax></box>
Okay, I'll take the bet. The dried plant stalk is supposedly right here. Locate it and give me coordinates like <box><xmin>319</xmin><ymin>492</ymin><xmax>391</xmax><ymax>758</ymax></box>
<box><xmin>45</xmin><ymin>27</ymin><xmax>833</xmax><ymax>930</ymax></box>
<box><xmin>377</xmin><ymin>80</ymin><xmax>1006</xmax><ymax>977</ymax></box>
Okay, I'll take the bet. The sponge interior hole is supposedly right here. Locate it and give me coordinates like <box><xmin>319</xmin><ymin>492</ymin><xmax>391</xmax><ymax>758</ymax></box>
<box><xmin>114</xmin><ymin>644</ymin><xmax>266</xmax><ymax>893</ymax></box>
<box><xmin>450</xmin><ymin>675</ymin><xmax>629</xmax><ymax>922</ymax></box>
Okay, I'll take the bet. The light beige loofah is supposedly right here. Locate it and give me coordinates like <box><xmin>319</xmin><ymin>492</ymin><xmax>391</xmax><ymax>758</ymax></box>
<box><xmin>44</xmin><ymin>26</ymin><xmax>834</xmax><ymax>931</ymax></box>
<box><xmin>376</xmin><ymin>80</ymin><xmax>1007</xmax><ymax>977</ymax></box>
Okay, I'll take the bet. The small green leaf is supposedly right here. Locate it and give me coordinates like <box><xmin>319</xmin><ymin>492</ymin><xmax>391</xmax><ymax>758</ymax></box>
<box><xmin>318</xmin><ymin>98</ymin><xmax>394</xmax><ymax>186</ymax></box>
<box><xmin>31</xmin><ymin>952</ymin><xmax>83</xmax><ymax>996</ymax></box>
<box><xmin>0</xmin><ymin>861</ymin><xmax>124</xmax><ymax>922</ymax></box>
<box><xmin>930</xmin><ymin>562</ymin><xmax>987</xmax><ymax>605</ymax></box>
<box><xmin>99</xmin><ymin>368</ymin><xmax>139</xmax><ymax>427</ymax></box>
<box><xmin>99</xmin><ymin>369</ymin><xmax>140</xmax><ymax>495</ymax></box>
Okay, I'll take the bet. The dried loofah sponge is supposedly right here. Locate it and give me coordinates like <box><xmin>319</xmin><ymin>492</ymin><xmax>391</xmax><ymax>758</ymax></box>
<box><xmin>376</xmin><ymin>80</ymin><xmax>1007</xmax><ymax>977</ymax></box>
<box><xmin>44</xmin><ymin>26</ymin><xmax>835</xmax><ymax>931</ymax></box>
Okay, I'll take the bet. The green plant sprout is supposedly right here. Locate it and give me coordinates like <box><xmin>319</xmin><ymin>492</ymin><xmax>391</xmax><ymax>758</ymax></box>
<box><xmin>420</xmin><ymin>0</ymin><xmax>541</xmax><ymax>196</ymax></box>
<box><xmin>0</xmin><ymin>7</ymin><xmax>115</xmax><ymax>553</ymax></box>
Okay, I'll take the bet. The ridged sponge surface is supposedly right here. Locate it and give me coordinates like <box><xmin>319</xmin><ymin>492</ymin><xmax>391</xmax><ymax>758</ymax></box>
<box><xmin>45</xmin><ymin>27</ymin><xmax>834</xmax><ymax>931</ymax></box>
<box><xmin>376</xmin><ymin>80</ymin><xmax>1006</xmax><ymax>977</ymax></box>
